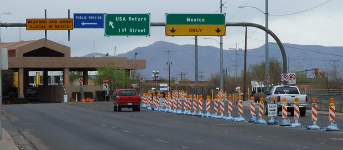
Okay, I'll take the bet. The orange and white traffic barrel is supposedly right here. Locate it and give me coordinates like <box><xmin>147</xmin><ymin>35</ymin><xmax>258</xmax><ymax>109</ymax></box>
<box><xmin>199</xmin><ymin>95</ymin><xmax>205</xmax><ymax>116</ymax></box>
<box><xmin>223</xmin><ymin>95</ymin><xmax>234</xmax><ymax>120</ymax></box>
<box><xmin>232</xmin><ymin>95</ymin><xmax>246</xmax><ymax>122</ymax></box>
<box><xmin>213</xmin><ymin>96</ymin><xmax>219</xmax><ymax>116</ymax></box>
<box><xmin>182</xmin><ymin>92</ymin><xmax>187</xmax><ymax>113</ymax></box>
<box><xmin>228</xmin><ymin>96</ymin><xmax>233</xmax><ymax>117</ymax></box>
<box><xmin>282</xmin><ymin>97</ymin><xmax>287</xmax><ymax>119</ymax></box>
<box><xmin>198</xmin><ymin>95</ymin><xmax>203</xmax><ymax>113</ymax></box>
<box><xmin>156</xmin><ymin>92</ymin><xmax>161</xmax><ymax>109</ymax></box>
<box><xmin>220</xmin><ymin>96</ymin><xmax>225</xmax><ymax>117</ymax></box>
<box><xmin>177</xmin><ymin>91</ymin><xmax>182</xmax><ymax>110</ymax></box>
<box><xmin>294</xmin><ymin>97</ymin><xmax>300</xmax><ymax>124</ymax></box>
<box><xmin>312</xmin><ymin>98</ymin><xmax>318</xmax><ymax>124</ymax></box>
<box><xmin>238</xmin><ymin>96</ymin><xmax>243</xmax><ymax>116</ymax></box>
<box><xmin>323</xmin><ymin>98</ymin><xmax>340</xmax><ymax>131</ymax></box>
<box><xmin>192</xmin><ymin>94</ymin><xmax>198</xmax><ymax>115</ymax></box>
<box><xmin>306</xmin><ymin>98</ymin><xmax>320</xmax><ymax>129</ymax></box>
<box><xmin>185</xmin><ymin>95</ymin><xmax>190</xmax><ymax>112</ymax></box>
<box><xmin>259</xmin><ymin>97</ymin><xmax>265</xmax><ymax>118</ymax></box>
<box><xmin>205</xmin><ymin>95</ymin><xmax>212</xmax><ymax>117</ymax></box>
<box><xmin>329</xmin><ymin>98</ymin><xmax>336</xmax><ymax>125</ymax></box>
<box><xmin>250</xmin><ymin>96</ymin><xmax>256</xmax><ymax>116</ymax></box>
<box><xmin>256</xmin><ymin>97</ymin><xmax>267</xmax><ymax>124</ymax></box>
<box><xmin>173</xmin><ymin>91</ymin><xmax>177</xmax><ymax>112</ymax></box>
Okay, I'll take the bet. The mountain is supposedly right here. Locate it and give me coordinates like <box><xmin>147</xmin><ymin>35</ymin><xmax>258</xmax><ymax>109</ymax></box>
<box><xmin>87</xmin><ymin>41</ymin><xmax>343</xmax><ymax>81</ymax></box>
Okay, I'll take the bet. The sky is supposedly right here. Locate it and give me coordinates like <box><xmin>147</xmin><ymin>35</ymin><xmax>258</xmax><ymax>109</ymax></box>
<box><xmin>0</xmin><ymin>0</ymin><xmax>342</xmax><ymax>57</ymax></box>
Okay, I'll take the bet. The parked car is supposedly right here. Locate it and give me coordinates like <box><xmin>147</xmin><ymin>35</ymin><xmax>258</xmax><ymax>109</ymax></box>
<box><xmin>265</xmin><ymin>85</ymin><xmax>308</xmax><ymax>116</ymax></box>
<box><xmin>113</xmin><ymin>89</ymin><xmax>141</xmax><ymax>112</ymax></box>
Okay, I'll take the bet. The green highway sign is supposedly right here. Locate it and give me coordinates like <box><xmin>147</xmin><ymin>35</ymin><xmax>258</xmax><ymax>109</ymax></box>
<box><xmin>105</xmin><ymin>14</ymin><xmax>150</xmax><ymax>36</ymax></box>
<box><xmin>166</xmin><ymin>14</ymin><xmax>226</xmax><ymax>36</ymax></box>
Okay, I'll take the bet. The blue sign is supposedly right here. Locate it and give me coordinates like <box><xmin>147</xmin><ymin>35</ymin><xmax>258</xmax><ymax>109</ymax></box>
<box><xmin>73</xmin><ymin>13</ymin><xmax>104</xmax><ymax>28</ymax></box>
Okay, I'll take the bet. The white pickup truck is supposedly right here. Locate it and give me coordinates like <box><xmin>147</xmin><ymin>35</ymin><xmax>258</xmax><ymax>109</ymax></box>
<box><xmin>265</xmin><ymin>85</ymin><xmax>308</xmax><ymax>116</ymax></box>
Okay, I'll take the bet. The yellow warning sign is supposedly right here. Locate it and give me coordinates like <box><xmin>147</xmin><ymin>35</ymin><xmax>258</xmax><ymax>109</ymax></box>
<box><xmin>26</xmin><ymin>19</ymin><xmax>73</xmax><ymax>30</ymax></box>
<box><xmin>166</xmin><ymin>25</ymin><xmax>225</xmax><ymax>36</ymax></box>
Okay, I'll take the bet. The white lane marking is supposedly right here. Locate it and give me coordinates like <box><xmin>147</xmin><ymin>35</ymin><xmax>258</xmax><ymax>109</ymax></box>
<box><xmin>101</xmin><ymin>124</ymin><xmax>107</xmax><ymax>127</ymax></box>
<box><xmin>330</xmin><ymin>138</ymin><xmax>343</xmax><ymax>141</ymax></box>
<box><xmin>123</xmin><ymin>130</ymin><xmax>132</xmax><ymax>133</ymax></box>
<box><xmin>155</xmin><ymin>139</ymin><xmax>168</xmax><ymax>143</ymax></box>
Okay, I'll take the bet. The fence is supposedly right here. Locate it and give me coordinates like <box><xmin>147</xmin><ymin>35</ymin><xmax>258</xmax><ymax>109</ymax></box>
<box><xmin>306</xmin><ymin>89</ymin><xmax>343</xmax><ymax>113</ymax></box>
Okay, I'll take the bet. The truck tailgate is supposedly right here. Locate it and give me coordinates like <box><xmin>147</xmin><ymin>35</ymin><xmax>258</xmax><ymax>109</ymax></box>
<box><xmin>279</xmin><ymin>94</ymin><xmax>307</xmax><ymax>104</ymax></box>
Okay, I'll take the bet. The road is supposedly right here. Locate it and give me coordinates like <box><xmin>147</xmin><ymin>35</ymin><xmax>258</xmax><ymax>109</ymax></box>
<box><xmin>2</xmin><ymin>102</ymin><xmax>343</xmax><ymax>150</ymax></box>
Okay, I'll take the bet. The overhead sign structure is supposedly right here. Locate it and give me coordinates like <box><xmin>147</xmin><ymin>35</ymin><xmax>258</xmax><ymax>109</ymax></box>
<box><xmin>73</xmin><ymin>13</ymin><xmax>104</xmax><ymax>28</ymax></box>
<box><xmin>26</xmin><ymin>19</ymin><xmax>73</xmax><ymax>30</ymax></box>
<box><xmin>165</xmin><ymin>14</ymin><xmax>226</xmax><ymax>36</ymax></box>
<box><xmin>104</xmin><ymin>14</ymin><xmax>150</xmax><ymax>36</ymax></box>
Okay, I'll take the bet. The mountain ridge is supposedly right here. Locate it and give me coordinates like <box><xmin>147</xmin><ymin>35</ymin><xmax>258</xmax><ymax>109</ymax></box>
<box><xmin>85</xmin><ymin>41</ymin><xmax>343</xmax><ymax>81</ymax></box>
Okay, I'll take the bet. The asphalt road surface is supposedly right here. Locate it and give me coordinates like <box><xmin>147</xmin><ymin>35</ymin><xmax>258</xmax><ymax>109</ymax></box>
<box><xmin>2</xmin><ymin>102</ymin><xmax>343</xmax><ymax>150</ymax></box>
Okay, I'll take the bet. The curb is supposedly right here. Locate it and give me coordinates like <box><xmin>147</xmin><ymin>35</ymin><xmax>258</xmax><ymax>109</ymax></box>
<box><xmin>0</xmin><ymin>129</ymin><xmax>19</xmax><ymax>150</ymax></box>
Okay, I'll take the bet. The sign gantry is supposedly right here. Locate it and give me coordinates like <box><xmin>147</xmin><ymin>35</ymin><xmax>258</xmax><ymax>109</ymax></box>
<box><xmin>165</xmin><ymin>13</ymin><xmax>226</xmax><ymax>36</ymax></box>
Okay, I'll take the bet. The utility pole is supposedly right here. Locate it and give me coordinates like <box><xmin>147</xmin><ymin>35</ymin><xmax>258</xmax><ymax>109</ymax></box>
<box><xmin>194</xmin><ymin>36</ymin><xmax>199</xmax><ymax>94</ymax></box>
<box><xmin>331</xmin><ymin>60</ymin><xmax>339</xmax><ymax>80</ymax></box>
<box><xmin>243</xmin><ymin>26</ymin><xmax>248</xmax><ymax>101</ymax></box>
<box><xmin>265</xmin><ymin>0</ymin><xmax>270</xmax><ymax>91</ymax></box>
<box><xmin>165</xmin><ymin>50</ymin><xmax>172</xmax><ymax>90</ymax></box>
<box><xmin>219</xmin><ymin>0</ymin><xmax>224</xmax><ymax>90</ymax></box>
<box><xmin>179</xmin><ymin>71</ymin><xmax>186</xmax><ymax>81</ymax></box>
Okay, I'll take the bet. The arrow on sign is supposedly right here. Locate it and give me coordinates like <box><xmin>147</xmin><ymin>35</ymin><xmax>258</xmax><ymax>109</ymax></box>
<box><xmin>109</xmin><ymin>21</ymin><xmax>114</xmax><ymax>29</ymax></box>
<box><xmin>215</xmin><ymin>28</ymin><xmax>222</xmax><ymax>33</ymax></box>
<box><xmin>81</xmin><ymin>22</ymin><xmax>98</xmax><ymax>26</ymax></box>
<box><xmin>170</xmin><ymin>28</ymin><xmax>176</xmax><ymax>33</ymax></box>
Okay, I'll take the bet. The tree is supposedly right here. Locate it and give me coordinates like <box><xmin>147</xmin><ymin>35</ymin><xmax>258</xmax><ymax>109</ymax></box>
<box><xmin>69</xmin><ymin>71</ymin><xmax>83</xmax><ymax>83</ymax></box>
<box><xmin>247</xmin><ymin>59</ymin><xmax>282</xmax><ymax>86</ymax></box>
<box><xmin>94</xmin><ymin>65</ymin><xmax>127</xmax><ymax>95</ymax></box>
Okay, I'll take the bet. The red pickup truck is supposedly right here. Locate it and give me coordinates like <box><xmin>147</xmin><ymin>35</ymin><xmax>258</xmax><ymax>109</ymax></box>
<box><xmin>113</xmin><ymin>89</ymin><xmax>141</xmax><ymax>112</ymax></box>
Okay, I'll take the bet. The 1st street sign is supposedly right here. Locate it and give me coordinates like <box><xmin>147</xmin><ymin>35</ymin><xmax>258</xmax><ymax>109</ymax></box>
<box><xmin>104</xmin><ymin>14</ymin><xmax>150</xmax><ymax>36</ymax></box>
<box><xmin>73</xmin><ymin>13</ymin><xmax>104</xmax><ymax>28</ymax></box>
<box><xmin>165</xmin><ymin>14</ymin><xmax>226</xmax><ymax>36</ymax></box>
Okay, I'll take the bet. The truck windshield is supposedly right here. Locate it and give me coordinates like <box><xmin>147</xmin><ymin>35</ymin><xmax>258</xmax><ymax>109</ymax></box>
<box><xmin>119</xmin><ymin>90</ymin><xmax>136</xmax><ymax>96</ymax></box>
<box><xmin>274</xmin><ymin>87</ymin><xmax>299</xmax><ymax>94</ymax></box>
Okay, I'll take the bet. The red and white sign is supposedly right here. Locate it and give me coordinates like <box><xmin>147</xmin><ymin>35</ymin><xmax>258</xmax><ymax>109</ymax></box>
<box><xmin>281</xmin><ymin>73</ymin><xmax>296</xmax><ymax>84</ymax></box>
<box><xmin>103</xmin><ymin>78</ymin><xmax>109</xmax><ymax>84</ymax></box>
<box><xmin>79</xmin><ymin>78</ymin><xmax>83</xmax><ymax>84</ymax></box>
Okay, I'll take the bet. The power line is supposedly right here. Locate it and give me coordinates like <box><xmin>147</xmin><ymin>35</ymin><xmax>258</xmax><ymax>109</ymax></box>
<box><xmin>227</xmin><ymin>0</ymin><xmax>252</xmax><ymax>20</ymax></box>
<box><xmin>270</xmin><ymin>0</ymin><xmax>333</xmax><ymax>16</ymax></box>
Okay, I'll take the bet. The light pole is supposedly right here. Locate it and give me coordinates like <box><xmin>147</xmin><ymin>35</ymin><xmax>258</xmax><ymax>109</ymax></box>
<box><xmin>165</xmin><ymin>50</ymin><xmax>172</xmax><ymax>90</ymax></box>
<box><xmin>239</xmin><ymin>0</ymin><xmax>269</xmax><ymax>90</ymax></box>
<box><xmin>0</xmin><ymin>11</ymin><xmax>12</xmax><ymax>140</ymax></box>
<box><xmin>152</xmin><ymin>71</ymin><xmax>159</xmax><ymax>90</ymax></box>
<box><xmin>219</xmin><ymin>0</ymin><xmax>224</xmax><ymax>90</ymax></box>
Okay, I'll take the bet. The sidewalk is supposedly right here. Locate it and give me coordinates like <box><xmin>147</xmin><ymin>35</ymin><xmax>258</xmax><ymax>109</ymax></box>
<box><xmin>0</xmin><ymin>129</ymin><xmax>19</xmax><ymax>150</ymax></box>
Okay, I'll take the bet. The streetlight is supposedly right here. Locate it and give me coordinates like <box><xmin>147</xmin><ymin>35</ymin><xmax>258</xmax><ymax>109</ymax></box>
<box><xmin>203</xmin><ymin>37</ymin><xmax>224</xmax><ymax>90</ymax></box>
<box><xmin>152</xmin><ymin>71</ymin><xmax>159</xmax><ymax>90</ymax></box>
<box><xmin>239</xmin><ymin>0</ymin><xmax>270</xmax><ymax>90</ymax></box>
<box><xmin>0</xmin><ymin>11</ymin><xmax>12</xmax><ymax>140</ymax></box>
